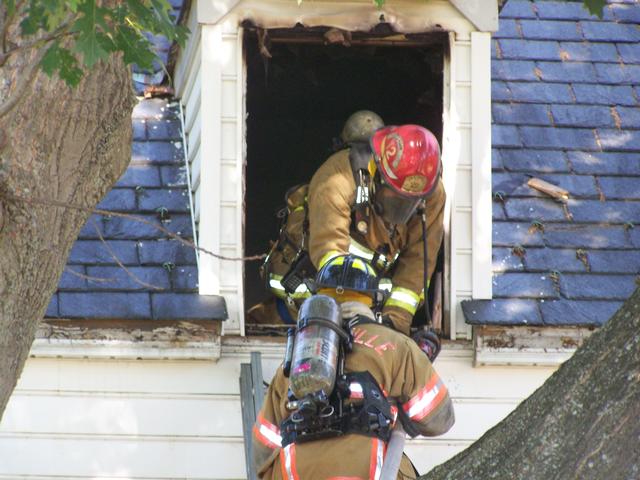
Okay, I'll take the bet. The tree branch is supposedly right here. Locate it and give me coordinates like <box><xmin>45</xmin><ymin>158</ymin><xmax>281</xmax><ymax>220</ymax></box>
<box><xmin>91</xmin><ymin>218</ymin><xmax>165</xmax><ymax>291</ymax></box>
<box><xmin>0</xmin><ymin>47</ymin><xmax>45</xmax><ymax>118</ymax></box>
<box><xmin>0</xmin><ymin>26</ymin><xmax>74</xmax><ymax>66</ymax></box>
<box><xmin>65</xmin><ymin>266</ymin><xmax>113</xmax><ymax>283</ymax></box>
<box><xmin>5</xmin><ymin>193</ymin><xmax>266</xmax><ymax>262</ymax></box>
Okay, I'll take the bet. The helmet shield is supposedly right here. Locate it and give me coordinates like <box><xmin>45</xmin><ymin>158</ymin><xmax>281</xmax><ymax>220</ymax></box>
<box><xmin>370</xmin><ymin>125</ymin><xmax>441</xmax><ymax>198</ymax></box>
<box><xmin>374</xmin><ymin>183</ymin><xmax>423</xmax><ymax>225</ymax></box>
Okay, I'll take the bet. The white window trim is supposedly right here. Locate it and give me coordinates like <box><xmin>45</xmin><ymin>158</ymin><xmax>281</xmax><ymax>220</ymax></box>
<box><xmin>471</xmin><ymin>31</ymin><xmax>493</xmax><ymax>300</ymax></box>
<box><xmin>187</xmin><ymin>0</ymin><xmax>496</xmax><ymax>338</ymax></box>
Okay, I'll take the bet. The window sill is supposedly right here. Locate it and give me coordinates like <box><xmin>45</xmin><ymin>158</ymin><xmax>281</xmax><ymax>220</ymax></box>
<box><xmin>473</xmin><ymin>325</ymin><xmax>595</xmax><ymax>367</ymax></box>
<box><xmin>30</xmin><ymin>318</ymin><xmax>222</xmax><ymax>361</ymax></box>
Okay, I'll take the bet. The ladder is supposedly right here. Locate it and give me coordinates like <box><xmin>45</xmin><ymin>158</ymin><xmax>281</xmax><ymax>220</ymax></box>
<box><xmin>239</xmin><ymin>352</ymin><xmax>266</xmax><ymax>480</ymax></box>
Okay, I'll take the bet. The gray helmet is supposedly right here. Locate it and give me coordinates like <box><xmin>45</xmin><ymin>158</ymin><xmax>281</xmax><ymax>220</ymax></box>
<box><xmin>341</xmin><ymin>110</ymin><xmax>384</xmax><ymax>144</ymax></box>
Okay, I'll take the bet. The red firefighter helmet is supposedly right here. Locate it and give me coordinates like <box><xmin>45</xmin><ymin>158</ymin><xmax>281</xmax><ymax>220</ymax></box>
<box><xmin>370</xmin><ymin>125</ymin><xmax>441</xmax><ymax>198</ymax></box>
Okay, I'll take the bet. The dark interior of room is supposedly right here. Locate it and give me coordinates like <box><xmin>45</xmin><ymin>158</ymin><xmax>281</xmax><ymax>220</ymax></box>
<box><xmin>243</xmin><ymin>28</ymin><xmax>446</xmax><ymax>319</ymax></box>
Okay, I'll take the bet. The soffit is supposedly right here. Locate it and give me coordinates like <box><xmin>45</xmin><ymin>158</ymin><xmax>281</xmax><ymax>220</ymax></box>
<box><xmin>197</xmin><ymin>0</ymin><xmax>498</xmax><ymax>33</ymax></box>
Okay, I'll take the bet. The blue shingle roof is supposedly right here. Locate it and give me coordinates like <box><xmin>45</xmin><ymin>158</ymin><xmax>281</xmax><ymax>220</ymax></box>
<box><xmin>46</xmin><ymin>98</ymin><xmax>227</xmax><ymax>322</ymax></box>
<box><xmin>132</xmin><ymin>1</ymin><xmax>186</xmax><ymax>94</ymax></box>
<box><xmin>463</xmin><ymin>0</ymin><xmax>639</xmax><ymax>328</ymax></box>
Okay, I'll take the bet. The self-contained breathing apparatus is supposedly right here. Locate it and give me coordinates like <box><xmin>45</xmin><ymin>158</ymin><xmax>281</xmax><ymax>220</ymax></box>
<box><xmin>260</xmin><ymin>120</ymin><xmax>443</xmax><ymax>352</ymax></box>
<box><xmin>279</xmin><ymin>294</ymin><xmax>394</xmax><ymax>447</ymax></box>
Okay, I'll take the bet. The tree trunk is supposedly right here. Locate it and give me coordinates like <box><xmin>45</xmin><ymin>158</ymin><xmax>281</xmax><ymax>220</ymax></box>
<box><xmin>0</xmin><ymin>20</ymin><xmax>134</xmax><ymax>418</ymax></box>
<box><xmin>421</xmin><ymin>287</ymin><xmax>640</xmax><ymax>480</ymax></box>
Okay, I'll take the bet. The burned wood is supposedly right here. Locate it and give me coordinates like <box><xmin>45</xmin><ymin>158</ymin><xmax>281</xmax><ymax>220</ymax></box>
<box><xmin>323</xmin><ymin>28</ymin><xmax>351</xmax><ymax>46</ymax></box>
<box><xmin>475</xmin><ymin>325</ymin><xmax>594</xmax><ymax>353</ymax></box>
<box><xmin>143</xmin><ymin>85</ymin><xmax>175</xmax><ymax>99</ymax></box>
<box><xmin>36</xmin><ymin>318</ymin><xmax>221</xmax><ymax>343</ymax></box>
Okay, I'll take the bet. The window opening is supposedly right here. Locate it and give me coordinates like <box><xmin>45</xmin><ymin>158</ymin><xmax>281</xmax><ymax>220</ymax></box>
<box><xmin>243</xmin><ymin>26</ymin><xmax>447</xmax><ymax>336</ymax></box>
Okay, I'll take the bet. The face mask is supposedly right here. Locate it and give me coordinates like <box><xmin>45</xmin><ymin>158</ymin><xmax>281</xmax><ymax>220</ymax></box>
<box><xmin>373</xmin><ymin>184</ymin><xmax>423</xmax><ymax>225</ymax></box>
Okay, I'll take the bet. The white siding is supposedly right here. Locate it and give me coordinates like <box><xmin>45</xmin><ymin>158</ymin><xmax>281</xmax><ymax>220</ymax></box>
<box><xmin>0</xmin><ymin>347</ymin><xmax>556</xmax><ymax>478</ymax></box>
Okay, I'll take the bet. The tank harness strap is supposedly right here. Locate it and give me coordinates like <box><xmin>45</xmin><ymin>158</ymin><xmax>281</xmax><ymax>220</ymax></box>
<box><xmin>346</xmin><ymin>314</ymin><xmax>396</xmax><ymax>331</ymax></box>
<box><xmin>280</xmin><ymin>371</ymin><xmax>393</xmax><ymax>448</ymax></box>
<box><xmin>298</xmin><ymin>317</ymin><xmax>353</xmax><ymax>352</ymax></box>
<box><xmin>349</xmin><ymin>143</ymin><xmax>373</xmax><ymax>236</ymax></box>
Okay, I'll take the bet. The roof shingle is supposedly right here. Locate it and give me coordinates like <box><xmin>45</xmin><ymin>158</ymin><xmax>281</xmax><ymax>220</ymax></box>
<box><xmin>47</xmin><ymin>98</ymin><xmax>226</xmax><ymax>322</ymax></box>
<box><xmin>465</xmin><ymin>0</ymin><xmax>640</xmax><ymax>328</ymax></box>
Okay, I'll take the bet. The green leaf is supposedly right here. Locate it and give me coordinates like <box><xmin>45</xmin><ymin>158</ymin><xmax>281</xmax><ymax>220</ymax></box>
<box><xmin>41</xmin><ymin>0</ymin><xmax>67</xmax><ymax>30</ymax></box>
<box><xmin>582</xmin><ymin>0</ymin><xmax>606</xmax><ymax>18</ymax></box>
<box><xmin>20</xmin><ymin>1</ymin><xmax>47</xmax><ymax>35</ymax></box>
<box><xmin>113</xmin><ymin>24</ymin><xmax>156</xmax><ymax>69</ymax></box>
<box><xmin>41</xmin><ymin>41</ymin><xmax>84</xmax><ymax>86</ymax></box>
<box><xmin>72</xmin><ymin>0</ymin><xmax>110</xmax><ymax>67</ymax></box>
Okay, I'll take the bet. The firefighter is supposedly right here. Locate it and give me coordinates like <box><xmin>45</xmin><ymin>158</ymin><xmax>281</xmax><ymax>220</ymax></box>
<box><xmin>248</xmin><ymin>111</ymin><xmax>445</xmax><ymax>337</ymax></box>
<box><xmin>252</xmin><ymin>254</ymin><xmax>455</xmax><ymax>479</ymax></box>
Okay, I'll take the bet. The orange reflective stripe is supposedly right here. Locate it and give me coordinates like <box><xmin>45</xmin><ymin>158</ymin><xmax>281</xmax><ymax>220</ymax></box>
<box><xmin>280</xmin><ymin>444</ymin><xmax>300</xmax><ymax>480</ymax></box>
<box><xmin>369</xmin><ymin>438</ymin><xmax>385</xmax><ymax>480</ymax></box>
<box><xmin>255</xmin><ymin>413</ymin><xmax>282</xmax><ymax>449</ymax></box>
<box><xmin>403</xmin><ymin>373</ymin><xmax>448</xmax><ymax>422</ymax></box>
<box><xmin>390</xmin><ymin>405</ymin><xmax>398</xmax><ymax>426</ymax></box>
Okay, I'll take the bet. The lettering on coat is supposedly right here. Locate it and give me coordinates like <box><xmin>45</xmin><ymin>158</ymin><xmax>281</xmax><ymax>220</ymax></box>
<box><xmin>352</xmin><ymin>327</ymin><xmax>396</xmax><ymax>356</ymax></box>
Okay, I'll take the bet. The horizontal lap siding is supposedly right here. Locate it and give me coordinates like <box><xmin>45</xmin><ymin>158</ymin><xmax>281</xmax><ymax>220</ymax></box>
<box><xmin>1</xmin><ymin>351</ymin><xmax>556</xmax><ymax>478</ymax></box>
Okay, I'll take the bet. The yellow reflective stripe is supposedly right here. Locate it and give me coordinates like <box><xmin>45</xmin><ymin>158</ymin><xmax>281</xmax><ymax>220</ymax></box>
<box><xmin>365</xmin><ymin>262</ymin><xmax>376</xmax><ymax>276</ymax></box>
<box><xmin>348</xmin><ymin>241</ymin><xmax>375</xmax><ymax>261</ymax></box>
<box><xmin>290</xmin><ymin>284</ymin><xmax>311</xmax><ymax>299</ymax></box>
<box><xmin>386</xmin><ymin>287</ymin><xmax>421</xmax><ymax>315</ymax></box>
<box><xmin>385</xmin><ymin>298</ymin><xmax>419</xmax><ymax>315</ymax></box>
<box><xmin>268</xmin><ymin>274</ymin><xmax>310</xmax><ymax>300</ymax></box>
<box><xmin>269</xmin><ymin>275</ymin><xmax>287</xmax><ymax>299</ymax></box>
<box><xmin>319</xmin><ymin>250</ymin><xmax>342</xmax><ymax>268</ymax></box>
<box><xmin>391</xmin><ymin>286</ymin><xmax>421</xmax><ymax>303</ymax></box>
<box><xmin>291</xmin><ymin>205</ymin><xmax>305</xmax><ymax>213</ymax></box>
<box><xmin>351</xmin><ymin>258</ymin><xmax>367</xmax><ymax>272</ymax></box>
<box><xmin>348</xmin><ymin>240</ymin><xmax>395</xmax><ymax>270</ymax></box>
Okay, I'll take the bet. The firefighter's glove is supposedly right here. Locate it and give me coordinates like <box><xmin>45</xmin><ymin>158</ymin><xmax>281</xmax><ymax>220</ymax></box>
<box><xmin>412</xmin><ymin>329</ymin><xmax>441</xmax><ymax>363</ymax></box>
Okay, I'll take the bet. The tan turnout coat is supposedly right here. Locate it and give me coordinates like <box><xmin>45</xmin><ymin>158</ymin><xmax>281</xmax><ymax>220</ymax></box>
<box><xmin>308</xmin><ymin>150</ymin><xmax>446</xmax><ymax>334</ymax></box>
<box><xmin>252</xmin><ymin>322</ymin><xmax>454</xmax><ymax>480</ymax></box>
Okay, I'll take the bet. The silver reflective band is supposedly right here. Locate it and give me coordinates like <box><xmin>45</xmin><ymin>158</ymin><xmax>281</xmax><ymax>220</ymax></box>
<box><xmin>389</xmin><ymin>289</ymin><xmax>420</xmax><ymax>309</ymax></box>
<box><xmin>348</xmin><ymin>242</ymin><xmax>375</xmax><ymax>261</ymax></box>
<box><xmin>270</xmin><ymin>278</ymin><xmax>286</xmax><ymax>291</ymax></box>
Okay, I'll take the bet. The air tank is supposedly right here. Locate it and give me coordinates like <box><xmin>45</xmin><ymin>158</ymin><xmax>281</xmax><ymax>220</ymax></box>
<box><xmin>289</xmin><ymin>295</ymin><xmax>342</xmax><ymax>399</ymax></box>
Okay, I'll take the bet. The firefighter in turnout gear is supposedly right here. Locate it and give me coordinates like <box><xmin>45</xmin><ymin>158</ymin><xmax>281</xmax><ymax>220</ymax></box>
<box><xmin>247</xmin><ymin>113</ymin><xmax>445</xmax><ymax>336</ymax></box>
<box><xmin>252</xmin><ymin>255</ymin><xmax>455</xmax><ymax>479</ymax></box>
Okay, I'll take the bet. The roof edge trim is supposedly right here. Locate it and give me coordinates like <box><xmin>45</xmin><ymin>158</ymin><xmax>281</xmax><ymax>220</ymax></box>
<box><xmin>450</xmin><ymin>0</ymin><xmax>498</xmax><ymax>32</ymax></box>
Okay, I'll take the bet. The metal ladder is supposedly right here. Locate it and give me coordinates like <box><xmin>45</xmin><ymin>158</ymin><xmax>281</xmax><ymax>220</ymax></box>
<box><xmin>239</xmin><ymin>352</ymin><xmax>266</xmax><ymax>480</ymax></box>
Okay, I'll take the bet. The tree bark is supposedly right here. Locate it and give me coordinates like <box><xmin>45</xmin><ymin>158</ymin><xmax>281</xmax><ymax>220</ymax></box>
<box><xmin>421</xmin><ymin>287</ymin><xmax>640</xmax><ymax>480</ymax></box>
<box><xmin>0</xmin><ymin>14</ymin><xmax>134</xmax><ymax>418</ymax></box>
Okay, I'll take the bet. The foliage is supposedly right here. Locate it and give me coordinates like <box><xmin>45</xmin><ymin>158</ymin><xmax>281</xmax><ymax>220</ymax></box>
<box><xmin>2</xmin><ymin>0</ymin><xmax>189</xmax><ymax>86</ymax></box>
<box><xmin>5</xmin><ymin>0</ymin><xmax>607</xmax><ymax>87</ymax></box>
<box><xmin>582</xmin><ymin>0</ymin><xmax>607</xmax><ymax>18</ymax></box>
